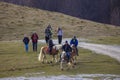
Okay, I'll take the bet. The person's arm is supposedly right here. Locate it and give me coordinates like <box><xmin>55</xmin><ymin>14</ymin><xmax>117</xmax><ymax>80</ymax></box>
<box><xmin>23</xmin><ymin>38</ymin><xmax>25</xmax><ymax>43</ymax></box>
<box><xmin>28</xmin><ymin>38</ymin><xmax>30</xmax><ymax>43</ymax></box>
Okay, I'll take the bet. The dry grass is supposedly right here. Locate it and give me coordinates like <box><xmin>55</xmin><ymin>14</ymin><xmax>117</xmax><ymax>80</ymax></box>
<box><xmin>0</xmin><ymin>2</ymin><xmax>120</xmax><ymax>41</ymax></box>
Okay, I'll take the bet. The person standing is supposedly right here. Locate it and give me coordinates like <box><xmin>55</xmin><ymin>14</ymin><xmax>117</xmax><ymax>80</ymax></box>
<box><xmin>23</xmin><ymin>34</ymin><xmax>30</xmax><ymax>52</ymax></box>
<box><xmin>31</xmin><ymin>32</ymin><xmax>39</xmax><ymax>52</ymax></box>
<box><xmin>57</xmin><ymin>27</ymin><xmax>63</xmax><ymax>44</ymax></box>
<box><xmin>70</xmin><ymin>36</ymin><xmax>79</xmax><ymax>56</ymax></box>
<box><xmin>45</xmin><ymin>24</ymin><xmax>52</xmax><ymax>44</ymax></box>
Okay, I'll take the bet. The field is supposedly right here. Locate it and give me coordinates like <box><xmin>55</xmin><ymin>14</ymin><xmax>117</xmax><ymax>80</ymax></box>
<box><xmin>0</xmin><ymin>41</ymin><xmax>120</xmax><ymax>78</ymax></box>
<box><xmin>0</xmin><ymin>2</ymin><xmax>120</xmax><ymax>78</ymax></box>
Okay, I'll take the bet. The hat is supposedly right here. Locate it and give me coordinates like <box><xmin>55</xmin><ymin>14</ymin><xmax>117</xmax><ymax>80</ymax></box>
<box><xmin>73</xmin><ymin>36</ymin><xmax>76</xmax><ymax>38</ymax></box>
<box><xmin>65</xmin><ymin>40</ymin><xmax>68</xmax><ymax>43</ymax></box>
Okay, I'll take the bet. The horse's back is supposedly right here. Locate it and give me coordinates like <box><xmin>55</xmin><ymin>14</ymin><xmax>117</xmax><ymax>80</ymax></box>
<box><xmin>55</xmin><ymin>44</ymin><xmax>62</xmax><ymax>50</ymax></box>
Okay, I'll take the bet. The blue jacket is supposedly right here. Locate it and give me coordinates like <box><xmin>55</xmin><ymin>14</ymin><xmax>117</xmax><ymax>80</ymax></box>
<box><xmin>70</xmin><ymin>38</ymin><xmax>78</xmax><ymax>47</ymax></box>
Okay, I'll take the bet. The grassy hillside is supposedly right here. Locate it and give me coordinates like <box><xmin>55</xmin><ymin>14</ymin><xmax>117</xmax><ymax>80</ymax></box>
<box><xmin>0</xmin><ymin>2</ymin><xmax>120</xmax><ymax>41</ymax></box>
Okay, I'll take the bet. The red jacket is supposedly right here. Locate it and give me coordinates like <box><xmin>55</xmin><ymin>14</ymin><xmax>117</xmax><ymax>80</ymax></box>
<box><xmin>31</xmin><ymin>33</ymin><xmax>38</xmax><ymax>43</ymax></box>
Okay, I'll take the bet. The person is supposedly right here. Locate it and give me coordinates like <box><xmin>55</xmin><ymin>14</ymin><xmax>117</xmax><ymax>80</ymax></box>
<box><xmin>70</xmin><ymin>36</ymin><xmax>79</xmax><ymax>56</ymax></box>
<box><xmin>62</xmin><ymin>41</ymin><xmax>72</xmax><ymax>62</ymax></box>
<box><xmin>23</xmin><ymin>34</ymin><xmax>30</xmax><ymax>52</ymax></box>
<box><xmin>45</xmin><ymin>24</ymin><xmax>52</xmax><ymax>44</ymax></box>
<box><xmin>48</xmin><ymin>38</ymin><xmax>54</xmax><ymax>55</ymax></box>
<box><xmin>57</xmin><ymin>27</ymin><xmax>63</xmax><ymax>44</ymax></box>
<box><xmin>31</xmin><ymin>32</ymin><xmax>39</xmax><ymax>52</ymax></box>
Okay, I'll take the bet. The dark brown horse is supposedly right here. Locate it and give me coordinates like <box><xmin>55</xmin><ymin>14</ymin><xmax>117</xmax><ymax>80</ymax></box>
<box><xmin>38</xmin><ymin>45</ymin><xmax>62</xmax><ymax>63</ymax></box>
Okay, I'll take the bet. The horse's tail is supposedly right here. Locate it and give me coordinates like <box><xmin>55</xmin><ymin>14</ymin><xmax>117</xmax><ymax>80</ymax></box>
<box><xmin>38</xmin><ymin>47</ymin><xmax>44</xmax><ymax>62</ymax></box>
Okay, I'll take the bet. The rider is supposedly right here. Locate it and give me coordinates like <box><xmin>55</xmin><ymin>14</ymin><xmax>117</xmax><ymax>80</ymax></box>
<box><xmin>45</xmin><ymin>24</ymin><xmax>52</xmax><ymax>44</ymax></box>
<box><xmin>70</xmin><ymin>36</ymin><xmax>79</xmax><ymax>56</ymax></box>
<box><xmin>48</xmin><ymin>38</ymin><xmax>54</xmax><ymax>55</ymax></box>
<box><xmin>62</xmin><ymin>41</ymin><xmax>72</xmax><ymax>62</ymax></box>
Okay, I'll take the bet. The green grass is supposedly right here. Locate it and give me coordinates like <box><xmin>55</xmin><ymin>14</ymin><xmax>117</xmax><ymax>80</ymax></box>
<box><xmin>0</xmin><ymin>41</ymin><xmax>120</xmax><ymax>78</ymax></box>
<box><xmin>88</xmin><ymin>36</ymin><xmax>120</xmax><ymax>45</ymax></box>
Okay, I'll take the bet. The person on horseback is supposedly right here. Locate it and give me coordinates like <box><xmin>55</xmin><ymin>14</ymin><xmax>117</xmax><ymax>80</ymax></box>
<box><xmin>45</xmin><ymin>24</ymin><xmax>53</xmax><ymax>44</ymax></box>
<box><xmin>62</xmin><ymin>41</ymin><xmax>72</xmax><ymax>62</ymax></box>
<box><xmin>48</xmin><ymin>38</ymin><xmax>54</xmax><ymax>55</ymax></box>
<box><xmin>70</xmin><ymin>36</ymin><xmax>79</xmax><ymax>56</ymax></box>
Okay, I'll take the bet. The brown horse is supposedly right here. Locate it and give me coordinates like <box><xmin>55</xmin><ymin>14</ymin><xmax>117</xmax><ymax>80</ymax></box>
<box><xmin>71</xmin><ymin>45</ymin><xmax>78</xmax><ymax>63</ymax></box>
<box><xmin>38</xmin><ymin>44</ymin><xmax>62</xmax><ymax>63</ymax></box>
<box><xmin>60</xmin><ymin>45</ymin><xmax>77</xmax><ymax>70</ymax></box>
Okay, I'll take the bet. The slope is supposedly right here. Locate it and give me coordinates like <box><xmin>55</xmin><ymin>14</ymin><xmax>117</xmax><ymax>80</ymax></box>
<box><xmin>0</xmin><ymin>2</ymin><xmax>120</xmax><ymax>41</ymax></box>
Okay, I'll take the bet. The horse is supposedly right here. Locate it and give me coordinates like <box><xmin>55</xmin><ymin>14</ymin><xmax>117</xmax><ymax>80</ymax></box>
<box><xmin>38</xmin><ymin>44</ymin><xmax>62</xmax><ymax>63</ymax></box>
<box><xmin>60</xmin><ymin>45</ymin><xmax>77</xmax><ymax>70</ymax></box>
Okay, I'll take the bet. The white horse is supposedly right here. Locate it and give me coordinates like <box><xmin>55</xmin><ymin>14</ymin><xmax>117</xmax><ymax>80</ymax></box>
<box><xmin>60</xmin><ymin>45</ymin><xmax>78</xmax><ymax>70</ymax></box>
<box><xmin>38</xmin><ymin>44</ymin><xmax>62</xmax><ymax>63</ymax></box>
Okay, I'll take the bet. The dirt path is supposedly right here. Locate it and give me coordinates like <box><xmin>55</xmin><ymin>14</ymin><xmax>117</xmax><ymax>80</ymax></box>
<box><xmin>0</xmin><ymin>74</ymin><xmax>120</xmax><ymax>80</ymax></box>
<box><xmin>79</xmin><ymin>42</ymin><xmax>120</xmax><ymax>62</ymax></box>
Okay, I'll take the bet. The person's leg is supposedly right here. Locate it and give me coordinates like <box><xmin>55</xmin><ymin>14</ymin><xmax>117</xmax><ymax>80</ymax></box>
<box><xmin>25</xmin><ymin>44</ymin><xmax>28</xmax><ymax>52</ymax></box>
<box><xmin>33</xmin><ymin>43</ymin><xmax>35</xmax><ymax>51</ymax></box>
<box><xmin>47</xmin><ymin>36</ymin><xmax>50</xmax><ymax>44</ymax></box>
<box><xmin>60</xmin><ymin>36</ymin><xmax>62</xmax><ymax>44</ymax></box>
<box><xmin>45</xmin><ymin>36</ymin><xmax>48</xmax><ymax>44</ymax></box>
<box><xmin>58</xmin><ymin>36</ymin><xmax>60</xmax><ymax>44</ymax></box>
<box><xmin>66</xmin><ymin>52</ymin><xmax>70</xmax><ymax>62</ymax></box>
<box><xmin>49</xmin><ymin>46</ymin><xmax>52</xmax><ymax>54</ymax></box>
<box><xmin>35</xmin><ymin>43</ymin><xmax>37</xmax><ymax>52</ymax></box>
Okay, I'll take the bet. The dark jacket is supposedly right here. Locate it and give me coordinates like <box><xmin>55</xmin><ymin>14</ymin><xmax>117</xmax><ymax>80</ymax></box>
<box><xmin>62</xmin><ymin>44</ymin><xmax>72</xmax><ymax>52</ymax></box>
<box><xmin>45</xmin><ymin>27</ymin><xmax>52</xmax><ymax>37</ymax></box>
<box><xmin>31</xmin><ymin>33</ymin><xmax>38</xmax><ymax>43</ymax></box>
<box><xmin>23</xmin><ymin>37</ymin><xmax>29</xmax><ymax>44</ymax></box>
<box><xmin>48</xmin><ymin>39</ymin><xmax>54</xmax><ymax>47</ymax></box>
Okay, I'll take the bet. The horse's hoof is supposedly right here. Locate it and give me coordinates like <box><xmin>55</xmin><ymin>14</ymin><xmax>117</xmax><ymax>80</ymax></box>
<box><xmin>74</xmin><ymin>63</ymin><xmax>77</xmax><ymax>65</ymax></box>
<box><xmin>50</xmin><ymin>61</ymin><xmax>52</xmax><ymax>63</ymax></box>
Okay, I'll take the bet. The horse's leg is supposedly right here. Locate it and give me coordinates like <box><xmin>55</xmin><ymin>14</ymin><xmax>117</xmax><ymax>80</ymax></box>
<box><xmin>42</xmin><ymin>54</ymin><xmax>45</xmax><ymax>63</ymax></box>
<box><xmin>60</xmin><ymin>59</ymin><xmax>64</xmax><ymax>70</ymax></box>
<box><xmin>54</xmin><ymin>55</ymin><xmax>58</xmax><ymax>63</ymax></box>
<box><xmin>56</xmin><ymin>53</ymin><xmax>59</xmax><ymax>63</ymax></box>
<box><xmin>52</xmin><ymin>55</ymin><xmax>55</xmax><ymax>63</ymax></box>
<box><xmin>44</xmin><ymin>54</ymin><xmax>48</xmax><ymax>63</ymax></box>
